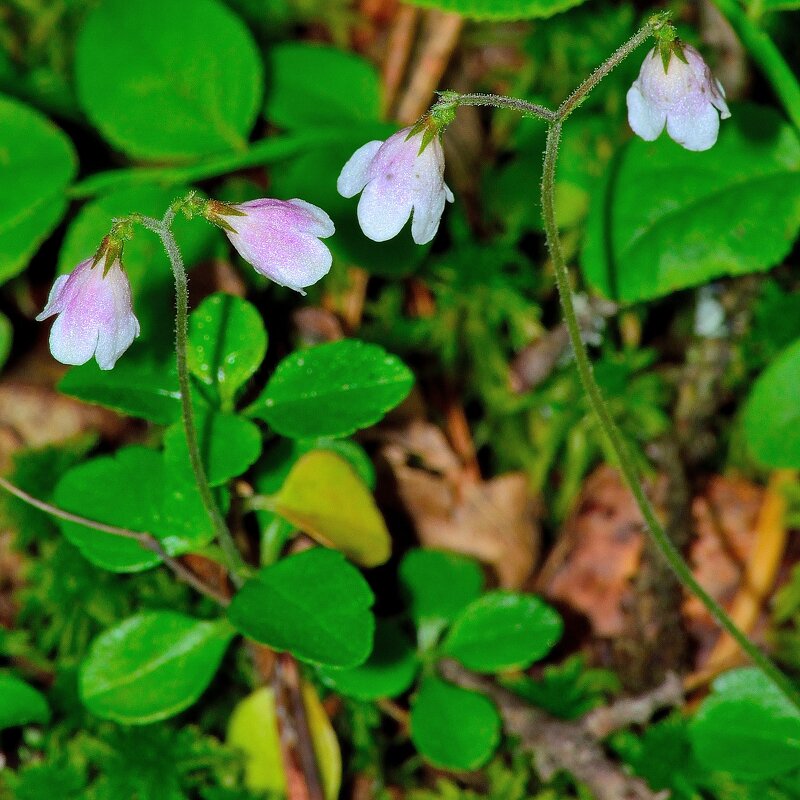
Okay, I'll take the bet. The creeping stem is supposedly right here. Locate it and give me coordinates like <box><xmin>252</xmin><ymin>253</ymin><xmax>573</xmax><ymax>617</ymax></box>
<box><xmin>140</xmin><ymin>207</ymin><xmax>248</xmax><ymax>586</ymax></box>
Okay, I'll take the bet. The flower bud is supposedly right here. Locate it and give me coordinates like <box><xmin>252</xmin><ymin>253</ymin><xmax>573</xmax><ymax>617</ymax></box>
<box><xmin>36</xmin><ymin>254</ymin><xmax>140</xmax><ymax>370</ymax></box>
<box><xmin>210</xmin><ymin>199</ymin><xmax>335</xmax><ymax>295</ymax></box>
<box><xmin>337</xmin><ymin>126</ymin><xmax>454</xmax><ymax>245</ymax></box>
<box><xmin>627</xmin><ymin>44</ymin><xmax>731</xmax><ymax>152</ymax></box>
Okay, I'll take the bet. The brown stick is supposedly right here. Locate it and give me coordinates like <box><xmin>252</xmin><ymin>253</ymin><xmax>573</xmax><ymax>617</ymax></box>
<box><xmin>382</xmin><ymin>4</ymin><xmax>421</xmax><ymax>116</ymax></box>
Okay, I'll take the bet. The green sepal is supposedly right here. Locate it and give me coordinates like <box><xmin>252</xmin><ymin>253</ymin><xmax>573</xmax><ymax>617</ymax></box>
<box><xmin>202</xmin><ymin>199</ymin><xmax>247</xmax><ymax>234</ymax></box>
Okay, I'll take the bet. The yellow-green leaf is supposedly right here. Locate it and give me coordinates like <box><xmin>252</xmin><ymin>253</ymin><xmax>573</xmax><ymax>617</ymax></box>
<box><xmin>275</xmin><ymin>451</ymin><xmax>391</xmax><ymax>567</ymax></box>
<box><xmin>227</xmin><ymin>683</ymin><xmax>341</xmax><ymax>799</ymax></box>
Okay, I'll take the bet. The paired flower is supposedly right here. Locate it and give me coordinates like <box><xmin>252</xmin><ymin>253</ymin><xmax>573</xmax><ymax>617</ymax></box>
<box><xmin>337</xmin><ymin>126</ymin><xmax>453</xmax><ymax>245</ymax></box>
<box><xmin>208</xmin><ymin>198</ymin><xmax>335</xmax><ymax>295</ymax></box>
<box><xmin>627</xmin><ymin>43</ymin><xmax>730</xmax><ymax>152</ymax></box>
<box><xmin>36</xmin><ymin>252</ymin><xmax>140</xmax><ymax>371</ymax></box>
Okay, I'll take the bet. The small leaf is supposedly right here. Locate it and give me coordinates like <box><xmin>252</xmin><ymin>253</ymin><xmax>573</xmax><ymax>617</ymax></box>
<box><xmin>410</xmin><ymin>676</ymin><xmax>501</xmax><ymax>770</ymax></box>
<box><xmin>316</xmin><ymin>620</ymin><xmax>418</xmax><ymax>700</ymax></box>
<box><xmin>399</xmin><ymin>549</ymin><xmax>484</xmax><ymax>629</ymax></box>
<box><xmin>228</xmin><ymin>683</ymin><xmax>341</xmax><ymax>799</ymax></box>
<box><xmin>53</xmin><ymin>446</ymin><xmax>214</xmax><ymax>572</ymax></box>
<box><xmin>79</xmin><ymin>611</ymin><xmax>233</xmax><ymax>724</ymax></box>
<box><xmin>75</xmin><ymin>0</ymin><xmax>262</xmax><ymax>160</ymax></box>
<box><xmin>743</xmin><ymin>338</ymin><xmax>800</xmax><ymax>468</ymax></box>
<box><xmin>247</xmin><ymin>340</ymin><xmax>414</xmax><ymax>439</ymax></box>
<box><xmin>0</xmin><ymin>94</ymin><xmax>77</xmax><ymax>285</ymax></box>
<box><xmin>275</xmin><ymin>451</ymin><xmax>391</xmax><ymax>567</ymax></box>
<box><xmin>0</xmin><ymin>674</ymin><xmax>50</xmax><ymax>729</ymax></box>
<box><xmin>164</xmin><ymin>410</ymin><xmax>262</xmax><ymax>487</ymax></box>
<box><xmin>443</xmin><ymin>591</ymin><xmax>563</xmax><ymax>673</ymax></box>
<box><xmin>188</xmin><ymin>293</ymin><xmax>267</xmax><ymax>406</ymax></box>
<box><xmin>689</xmin><ymin>668</ymin><xmax>800</xmax><ymax>781</ymax></box>
<box><xmin>227</xmin><ymin>548</ymin><xmax>375</xmax><ymax>667</ymax></box>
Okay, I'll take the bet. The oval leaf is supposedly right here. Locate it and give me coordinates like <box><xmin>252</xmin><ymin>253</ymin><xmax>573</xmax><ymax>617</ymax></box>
<box><xmin>405</xmin><ymin>0</ymin><xmax>586</xmax><ymax>19</ymax></box>
<box><xmin>411</xmin><ymin>676</ymin><xmax>501</xmax><ymax>770</ymax></box>
<box><xmin>0</xmin><ymin>674</ymin><xmax>50</xmax><ymax>730</ymax></box>
<box><xmin>442</xmin><ymin>591</ymin><xmax>563</xmax><ymax>673</ymax></box>
<box><xmin>80</xmin><ymin>611</ymin><xmax>233</xmax><ymax>724</ymax></box>
<box><xmin>227</xmin><ymin>548</ymin><xmax>375</xmax><ymax>667</ymax></box>
<box><xmin>247</xmin><ymin>339</ymin><xmax>414</xmax><ymax>439</ymax></box>
<box><xmin>275</xmin><ymin>450</ymin><xmax>391</xmax><ymax>568</ymax></box>
<box><xmin>75</xmin><ymin>0</ymin><xmax>262</xmax><ymax>160</ymax></box>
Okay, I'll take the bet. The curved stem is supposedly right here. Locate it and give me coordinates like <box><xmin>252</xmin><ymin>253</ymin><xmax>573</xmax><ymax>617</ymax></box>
<box><xmin>142</xmin><ymin>211</ymin><xmax>247</xmax><ymax>587</ymax></box>
<box><xmin>454</xmin><ymin>93</ymin><xmax>556</xmax><ymax>122</ymax></box>
<box><xmin>541</xmin><ymin>121</ymin><xmax>800</xmax><ymax>710</ymax></box>
<box><xmin>0</xmin><ymin>476</ymin><xmax>228</xmax><ymax>604</ymax></box>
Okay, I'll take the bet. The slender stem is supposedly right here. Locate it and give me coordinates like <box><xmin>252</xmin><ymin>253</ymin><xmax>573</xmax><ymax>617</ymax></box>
<box><xmin>142</xmin><ymin>210</ymin><xmax>247</xmax><ymax>587</ymax></box>
<box><xmin>0</xmin><ymin>476</ymin><xmax>228</xmax><ymax>605</ymax></box>
<box><xmin>712</xmin><ymin>0</ymin><xmax>800</xmax><ymax>131</ymax></box>
<box><xmin>454</xmin><ymin>93</ymin><xmax>556</xmax><ymax>122</ymax></box>
<box><xmin>540</xmin><ymin>121</ymin><xmax>800</xmax><ymax>710</ymax></box>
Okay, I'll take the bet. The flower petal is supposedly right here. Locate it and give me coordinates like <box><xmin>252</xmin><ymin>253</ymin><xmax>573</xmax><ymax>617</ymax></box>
<box><xmin>411</xmin><ymin>186</ymin><xmax>448</xmax><ymax>245</ymax></box>
<box><xmin>337</xmin><ymin>140</ymin><xmax>383</xmax><ymax>198</ymax></box>
<box><xmin>48</xmin><ymin>307</ymin><xmax>101</xmax><ymax>366</ymax></box>
<box><xmin>666</xmin><ymin>101</ymin><xmax>720</xmax><ymax>152</ymax></box>
<box><xmin>35</xmin><ymin>274</ymin><xmax>71</xmax><ymax>321</ymax></box>
<box><xmin>356</xmin><ymin>178</ymin><xmax>414</xmax><ymax>242</ymax></box>
<box><xmin>94</xmin><ymin>311</ymin><xmax>140</xmax><ymax>370</ymax></box>
<box><xmin>286</xmin><ymin>198</ymin><xmax>335</xmax><ymax>238</ymax></box>
<box><xmin>626</xmin><ymin>84</ymin><xmax>667</xmax><ymax>141</ymax></box>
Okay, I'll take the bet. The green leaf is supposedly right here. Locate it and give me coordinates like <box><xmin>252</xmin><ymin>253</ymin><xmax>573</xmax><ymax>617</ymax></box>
<box><xmin>0</xmin><ymin>94</ymin><xmax>77</xmax><ymax>284</ymax></box>
<box><xmin>0</xmin><ymin>674</ymin><xmax>50</xmax><ymax>729</ymax></box>
<box><xmin>53</xmin><ymin>446</ymin><xmax>215</xmax><ymax>572</ymax></box>
<box><xmin>247</xmin><ymin>339</ymin><xmax>414</xmax><ymax>438</ymax></box>
<box><xmin>58</xmin><ymin>184</ymin><xmax>215</xmax><ymax>338</ymax></box>
<box><xmin>274</xmin><ymin>450</ymin><xmax>391</xmax><ymax>567</ymax></box>
<box><xmin>404</xmin><ymin>0</ymin><xmax>587</xmax><ymax>20</ymax></box>
<box><xmin>188</xmin><ymin>293</ymin><xmax>267</xmax><ymax>407</ymax></box>
<box><xmin>79</xmin><ymin>611</ymin><xmax>233</xmax><ymax>724</ymax></box>
<box><xmin>58</xmin><ymin>353</ymin><xmax>181</xmax><ymax>424</ymax></box>
<box><xmin>164</xmin><ymin>410</ymin><xmax>262</xmax><ymax>487</ymax></box>
<box><xmin>227</xmin><ymin>548</ymin><xmax>375</xmax><ymax>667</ymax></box>
<box><xmin>316</xmin><ymin>620</ymin><xmax>418</xmax><ymax>700</ymax></box>
<box><xmin>442</xmin><ymin>591</ymin><xmax>563</xmax><ymax>673</ymax></box>
<box><xmin>399</xmin><ymin>549</ymin><xmax>484</xmax><ymax>631</ymax></box>
<box><xmin>410</xmin><ymin>676</ymin><xmax>501</xmax><ymax>770</ymax></box>
<box><xmin>75</xmin><ymin>0</ymin><xmax>262</xmax><ymax>161</ymax></box>
<box><xmin>743</xmin><ymin>338</ymin><xmax>800</xmax><ymax>468</ymax></box>
<box><xmin>0</xmin><ymin>311</ymin><xmax>11</xmax><ymax>370</ymax></box>
<box><xmin>265</xmin><ymin>43</ymin><xmax>380</xmax><ymax>128</ymax></box>
<box><xmin>689</xmin><ymin>668</ymin><xmax>800</xmax><ymax>781</ymax></box>
<box><xmin>582</xmin><ymin>105</ymin><xmax>800</xmax><ymax>303</ymax></box>
<box><xmin>228</xmin><ymin>684</ymin><xmax>341</xmax><ymax>799</ymax></box>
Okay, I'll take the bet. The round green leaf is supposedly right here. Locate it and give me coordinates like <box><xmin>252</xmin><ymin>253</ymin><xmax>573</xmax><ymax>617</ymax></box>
<box><xmin>265</xmin><ymin>43</ymin><xmax>380</xmax><ymax>128</ymax></box>
<box><xmin>0</xmin><ymin>674</ymin><xmax>50</xmax><ymax>729</ymax></box>
<box><xmin>399</xmin><ymin>549</ymin><xmax>484</xmax><ymax>629</ymax></box>
<box><xmin>582</xmin><ymin>105</ymin><xmax>800</xmax><ymax>303</ymax></box>
<box><xmin>410</xmin><ymin>676</ymin><xmax>501</xmax><ymax>770</ymax></box>
<box><xmin>247</xmin><ymin>339</ymin><xmax>414</xmax><ymax>438</ymax></box>
<box><xmin>53</xmin><ymin>446</ymin><xmax>215</xmax><ymax>572</ymax></box>
<box><xmin>80</xmin><ymin>611</ymin><xmax>233</xmax><ymax>724</ymax></box>
<box><xmin>316</xmin><ymin>620</ymin><xmax>418</xmax><ymax>700</ymax></box>
<box><xmin>689</xmin><ymin>668</ymin><xmax>800</xmax><ymax>781</ymax></box>
<box><xmin>164</xmin><ymin>410</ymin><xmax>262</xmax><ymax>487</ymax></box>
<box><xmin>0</xmin><ymin>94</ymin><xmax>77</xmax><ymax>284</ymax></box>
<box><xmin>442</xmin><ymin>591</ymin><xmax>563</xmax><ymax>673</ymax></box>
<box><xmin>274</xmin><ymin>450</ymin><xmax>391</xmax><ymax>567</ymax></box>
<box><xmin>227</xmin><ymin>548</ymin><xmax>375</xmax><ymax>668</ymax></box>
<box><xmin>743</xmin><ymin>338</ymin><xmax>800</xmax><ymax>468</ymax></box>
<box><xmin>188</xmin><ymin>293</ymin><xmax>267</xmax><ymax>406</ymax></box>
<box><xmin>405</xmin><ymin>0</ymin><xmax>586</xmax><ymax>19</ymax></box>
<box><xmin>75</xmin><ymin>0</ymin><xmax>262</xmax><ymax>160</ymax></box>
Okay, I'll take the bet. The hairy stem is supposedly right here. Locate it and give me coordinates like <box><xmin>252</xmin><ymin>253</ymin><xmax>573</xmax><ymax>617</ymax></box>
<box><xmin>141</xmin><ymin>209</ymin><xmax>247</xmax><ymax>587</ymax></box>
<box><xmin>454</xmin><ymin>92</ymin><xmax>556</xmax><ymax>122</ymax></box>
<box><xmin>0</xmin><ymin>476</ymin><xmax>228</xmax><ymax>604</ymax></box>
<box><xmin>540</xmin><ymin>121</ymin><xmax>800</xmax><ymax>710</ymax></box>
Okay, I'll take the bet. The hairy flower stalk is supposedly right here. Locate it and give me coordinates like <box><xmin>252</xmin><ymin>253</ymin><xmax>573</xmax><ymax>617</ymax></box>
<box><xmin>37</xmin><ymin>249</ymin><xmax>140</xmax><ymax>370</ymax></box>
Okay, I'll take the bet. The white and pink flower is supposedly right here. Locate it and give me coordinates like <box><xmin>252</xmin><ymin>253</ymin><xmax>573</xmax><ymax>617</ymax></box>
<box><xmin>337</xmin><ymin>127</ymin><xmax>454</xmax><ymax>245</ymax></box>
<box><xmin>36</xmin><ymin>255</ymin><xmax>140</xmax><ymax>370</ymax></box>
<box><xmin>219</xmin><ymin>198</ymin><xmax>335</xmax><ymax>295</ymax></box>
<box><xmin>627</xmin><ymin>44</ymin><xmax>730</xmax><ymax>152</ymax></box>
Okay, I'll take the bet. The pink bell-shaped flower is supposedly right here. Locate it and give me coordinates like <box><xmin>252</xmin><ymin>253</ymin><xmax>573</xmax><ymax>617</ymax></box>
<box><xmin>627</xmin><ymin>44</ymin><xmax>731</xmax><ymax>152</ymax></box>
<box><xmin>213</xmin><ymin>198</ymin><xmax>335</xmax><ymax>295</ymax></box>
<box><xmin>337</xmin><ymin>127</ymin><xmax>454</xmax><ymax>245</ymax></box>
<box><xmin>36</xmin><ymin>254</ymin><xmax>140</xmax><ymax>370</ymax></box>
